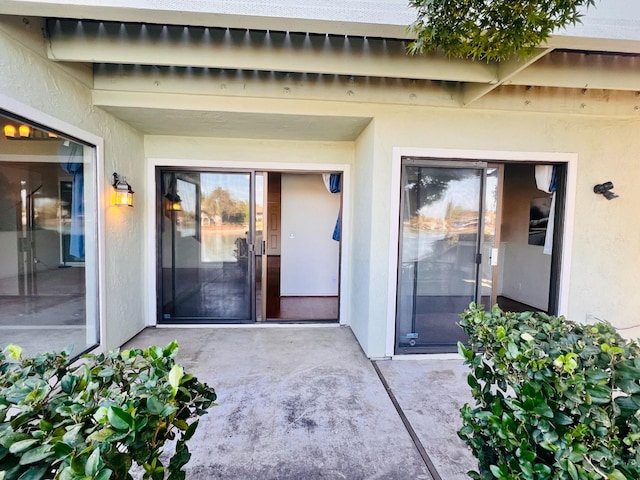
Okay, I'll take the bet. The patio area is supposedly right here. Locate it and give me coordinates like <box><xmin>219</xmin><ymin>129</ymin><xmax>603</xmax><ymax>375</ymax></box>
<box><xmin>123</xmin><ymin>325</ymin><xmax>476</xmax><ymax>480</ymax></box>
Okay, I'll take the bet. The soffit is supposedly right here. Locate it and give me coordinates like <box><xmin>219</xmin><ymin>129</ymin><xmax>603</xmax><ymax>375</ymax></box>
<box><xmin>97</xmin><ymin>106</ymin><xmax>372</xmax><ymax>141</ymax></box>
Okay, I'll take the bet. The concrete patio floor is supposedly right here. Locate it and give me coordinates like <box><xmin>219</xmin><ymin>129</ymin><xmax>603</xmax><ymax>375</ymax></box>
<box><xmin>124</xmin><ymin>325</ymin><xmax>476</xmax><ymax>480</ymax></box>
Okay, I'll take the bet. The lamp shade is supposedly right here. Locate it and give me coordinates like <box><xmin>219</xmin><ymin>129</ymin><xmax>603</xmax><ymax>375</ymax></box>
<box><xmin>18</xmin><ymin>125</ymin><xmax>31</xmax><ymax>137</ymax></box>
<box><xmin>112</xmin><ymin>173</ymin><xmax>134</xmax><ymax>207</ymax></box>
<box><xmin>4</xmin><ymin>125</ymin><xmax>16</xmax><ymax>138</ymax></box>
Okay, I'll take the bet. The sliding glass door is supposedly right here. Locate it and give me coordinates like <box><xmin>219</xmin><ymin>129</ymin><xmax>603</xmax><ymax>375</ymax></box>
<box><xmin>395</xmin><ymin>159</ymin><xmax>497</xmax><ymax>353</ymax></box>
<box><xmin>158</xmin><ymin>170</ymin><xmax>256</xmax><ymax>322</ymax></box>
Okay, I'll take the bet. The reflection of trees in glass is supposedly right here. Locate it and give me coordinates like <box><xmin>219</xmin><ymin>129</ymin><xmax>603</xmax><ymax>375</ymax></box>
<box><xmin>405</xmin><ymin>169</ymin><xmax>468</xmax><ymax>212</ymax></box>
<box><xmin>201</xmin><ymin>187</ymin><xmax>248</xmax><ymax>224</ymax></box>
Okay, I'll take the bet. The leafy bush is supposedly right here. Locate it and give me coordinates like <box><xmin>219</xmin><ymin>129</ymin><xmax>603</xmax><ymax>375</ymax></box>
<box><xmin>458</xmin><ymin>304</ymin><xmax>640</xmax><ymax>480</ymax></box>
<box><xmin>408</xmin><ymin>0</ymin><xmax>596</xmax><ymax>61</ymax></box>
<box><xmin>0</xmin><ymin>342</ymin><xmax>217</xmax><ymax>480</ymax></box>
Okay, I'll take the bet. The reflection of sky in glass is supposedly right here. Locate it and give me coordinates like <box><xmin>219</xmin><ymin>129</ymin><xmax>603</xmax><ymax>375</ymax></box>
<box><xmin>419</xmin><ymin>175</ymin><xmax>481</xmax><ymax>219</ymax></box>
<box><xmin>201</xmin><ymin>173</ymin><xmax>250</xmax><ymax>199</ymax></box>
<box><xmin>414</xmin><ymin>169</ymin><xmax>498</xmax><ymax>219</ymax></box>
<box><xmin>176</xmin><ymin>179</ymin><xmax>196</xmax><ymax>213</ymax></box>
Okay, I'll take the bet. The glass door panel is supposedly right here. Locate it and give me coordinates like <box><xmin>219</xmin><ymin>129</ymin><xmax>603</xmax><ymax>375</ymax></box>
<box><xmin>396</xmin><ymin>161</ymin><xmax>485</xmax><ymax>353</ymax></box>
<box><xmin>479</xmin><ymin>166</ymin><xmax>501</xmax><ymax>310</ymax></box>
<box><xmin>255</xmin><ymin>173</ymin><xmax>265</xmax><ymax>321</ymax></box>
<box><xmin>160</xmin><ymin>170</ymin><xmax>252</xmax><ymax>321</ymax></box>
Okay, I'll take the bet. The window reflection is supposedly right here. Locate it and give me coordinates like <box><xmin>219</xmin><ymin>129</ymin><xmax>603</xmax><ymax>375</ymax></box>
<box><xmin>0</xmin><ymin>112</ymin><xmax>98</xmax><ymax>358</ymax></box>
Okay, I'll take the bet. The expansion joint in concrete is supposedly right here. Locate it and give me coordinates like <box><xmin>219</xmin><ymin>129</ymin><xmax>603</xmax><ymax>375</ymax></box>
<box><xmin>371</xmin><ymin>360</ymin><xmax>442</xmax><ymax>480</ymax></box>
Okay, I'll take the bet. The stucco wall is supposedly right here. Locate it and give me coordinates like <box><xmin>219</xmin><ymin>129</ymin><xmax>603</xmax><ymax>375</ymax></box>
<box><xmin>0</xmin><ymin>17</ymin><xmax>146</xmax><ymax>350</ymax></box>
<box><xmin>370</xmin><ymin>107</ymin><xmax>640</xmax><ymax>355</ymax></box>
<box><xmin>146</xmin><ymin>106</ymin><xmax>640</xmax><ymax>358</ymax></box>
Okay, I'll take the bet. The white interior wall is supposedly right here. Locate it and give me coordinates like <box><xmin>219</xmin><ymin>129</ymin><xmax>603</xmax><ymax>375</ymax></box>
<box><xmin>0</xmin><ymin>17</ymin><xmax>146</xmax><ymax>350</ymax></box>
<box><xmin>280</xmin><ymin>174</ymin><xmax>340</xmax><ymax>296</ymax></box>
<box><xmin>499</xmin><ymin>163</ymin><xmax>552</xmax><ymax>309</ymax></box>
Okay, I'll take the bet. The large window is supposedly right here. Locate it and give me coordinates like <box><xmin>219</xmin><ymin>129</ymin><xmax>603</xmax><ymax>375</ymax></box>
<box><xmin>0</xmin><ymin>110</ymin><xmax>99</xmax><ymax>357</ymax></box>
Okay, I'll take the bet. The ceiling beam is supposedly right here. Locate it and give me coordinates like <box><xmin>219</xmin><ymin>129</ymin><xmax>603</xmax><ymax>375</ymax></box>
<box><xmin>47</xmin><ymin>20</ymin><xmax>497</xmax><ymax>83</ymax></box>
<box><xmin>93</xmin><ymin>64</ymin><xmax>459</xmax><ymax>108</ymax></box>
<box><xmin>461</xmin><ymin>48</ymin><xmax>554</xmax><ymax>106</ymax></box>
<box><xmin>507</xmin><ymin>51</ymin><xmax>640</xmax><ymax>91</ymax></box>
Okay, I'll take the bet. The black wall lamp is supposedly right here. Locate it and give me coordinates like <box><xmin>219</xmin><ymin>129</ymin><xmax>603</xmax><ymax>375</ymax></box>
<box><xmin>593</xmin><ymin>181</ymin><xmax>618</xmax><ymax>200</ymax></box>
<box><xmin>112</xmin><ymin>172</ymin><xmax>134</xmax><ymax>207</ymax></box>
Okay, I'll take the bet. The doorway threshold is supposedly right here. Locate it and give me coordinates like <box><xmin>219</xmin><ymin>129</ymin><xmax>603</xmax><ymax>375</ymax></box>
<box><xmin>155</xmin><ymin>322</ymin><xmax>342</xmax><ymax>329</ymax></box>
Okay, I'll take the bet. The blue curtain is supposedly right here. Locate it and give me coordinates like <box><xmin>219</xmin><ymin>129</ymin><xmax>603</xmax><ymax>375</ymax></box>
<box><xmin>329</xmin><ymin>173</ymin><xmax>341</xmax><ymax>241</ymax></box>
<box><xmin>59</xmin><ymin>141</ymin><xmax>85</xmax><ymax>259</ymax></box>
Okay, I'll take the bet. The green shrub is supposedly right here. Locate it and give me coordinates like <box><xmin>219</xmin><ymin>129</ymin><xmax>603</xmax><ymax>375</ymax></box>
<box><xmin>0</xmin><ymin>342</ymin><xmax>217</xmax><ymax>480</ymax></box>
<box><xmin>458</xmin><ymin>304</ymin><xmax>640</xmax><ymax>480</ymax></box>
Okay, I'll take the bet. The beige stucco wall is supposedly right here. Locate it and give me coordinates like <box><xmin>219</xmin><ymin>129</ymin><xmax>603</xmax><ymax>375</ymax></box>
<box><xmin>0</xmin><ymin>17</ymin><xmax>147</xmax><ymax>350</ymax></box>
<box><xmin>366</xmin><ymin>107</ymin><xmax>640</xmax><ymax>357</ymax></box>
<box><xmin>3</xmin><ymin>13</ymin><xmax>640</xmax><ymax>359</ymax></box>
<box><xmin>147</xmin><ymin>105</ymin><xmax>640</xmax><ymax>358</ymax></box>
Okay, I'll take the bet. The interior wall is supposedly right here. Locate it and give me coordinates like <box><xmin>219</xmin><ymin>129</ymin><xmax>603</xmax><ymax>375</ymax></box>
<box><xmin>0</xmin><ymin>16</ymin><xmax>146</xmax><ymax>350</ymax></box>
<box><xmin>280</xmin><ymin>174</ymin><xmax>340</xmax><ymax>296</ymax></box>
<box><xmin>499</xmin><ymin>163</ymin><xmax>552</xmax><ymax>310</ymax></box>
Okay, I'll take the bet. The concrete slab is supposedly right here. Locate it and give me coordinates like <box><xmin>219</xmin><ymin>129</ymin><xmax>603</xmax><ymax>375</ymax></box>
<box><xmin>124</xmin><ymin>326</ymin><xmax>433</xmax><ymax>480</ymax></box>
<box><xmin>374</xmin><ymin>359</ymin><xmax>477</xmax><ymax>480</ymax></box>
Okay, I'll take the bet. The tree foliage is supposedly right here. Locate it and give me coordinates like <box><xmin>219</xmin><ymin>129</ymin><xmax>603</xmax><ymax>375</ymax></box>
<box><xmin>408</xmin><ymin>0</ymin><xmax>597</xmax><ymax>61</ymax></box>
<box><xmin>201</xmin><ymin>187</ymin><xmax>247</xmax><ymax>225</ymax></box>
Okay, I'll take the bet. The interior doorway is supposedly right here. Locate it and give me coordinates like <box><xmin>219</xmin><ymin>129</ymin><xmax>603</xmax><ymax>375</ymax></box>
<box><xmin>394</xmin><ymin>158</ymin><xmax>566</xmax><ymax>354</ymax></box>
<box><xmin>156</xmin><ymin>168</ymin><xmax>341</xmax><ymax>324</ymax></box>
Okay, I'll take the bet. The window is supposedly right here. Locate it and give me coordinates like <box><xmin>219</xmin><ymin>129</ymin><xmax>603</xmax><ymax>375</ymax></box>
<box><xmin>0</xmin><ymin>110</ymin><xmax>99</xmax><ymax>357</ymax></box>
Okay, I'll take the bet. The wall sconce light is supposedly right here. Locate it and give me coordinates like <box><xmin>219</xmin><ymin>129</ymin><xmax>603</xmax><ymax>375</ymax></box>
<box><xmin>164</xmin><ymin>192</ymin><xmax>182</xmax><ymax>212</ymax></box>
<box><xmin>3</xmin><ymin>123</ymin><xmax>58</xmax><ymax>140</ymax></box>
<box><xmin>112</xmin><ymin>172</ymin><xmax>134</xmax><ymax>207</ymax></box>
<box><xmin>593</xmin><ymin>181</ymin><xmax>618</xmax><ymax>200</ymax></box>
<box><xmin>4</xmin><ymin>124</ymin><xmax>16</xmax><ymax>138</ymax></box>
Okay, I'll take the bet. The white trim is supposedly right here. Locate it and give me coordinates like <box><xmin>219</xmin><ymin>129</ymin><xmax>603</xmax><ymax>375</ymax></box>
<box><xmin>386</xmin><ymin>147</ymin><xmax>577</xmax><ymax>357</ymax></box>
<box><xmin>145</xmin><ymin>158</ymin><xmax>351</xmax><ymax>328</ymax></box>
<box><xmin>392</xmin><ymin>353</ymin><xmax>464</xmax><ymax>361</ymax></box>
<box><xmin>0</xmin><ymin>93</ymin><xmax>107</xmax><ymax>354</ymax></box>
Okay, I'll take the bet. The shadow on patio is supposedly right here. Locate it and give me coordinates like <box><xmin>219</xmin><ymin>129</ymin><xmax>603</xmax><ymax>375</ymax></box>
<box><xmin>124</xmin><ymin>325</ymin><xmax>476</xmax><ymax>480</ymax></box>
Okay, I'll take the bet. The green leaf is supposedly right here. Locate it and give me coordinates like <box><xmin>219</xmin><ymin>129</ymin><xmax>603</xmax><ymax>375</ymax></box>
<box><xmin>169</xmin><ymin>365</ymin><xmax>184</xmax><ymax>396</ymax></box>
<box><xmin>95</xmin><ymin>468</ymin><xmax>113</xmax><ymax>480</ymax></box>
<box><xmin>53</xmin><ymin>442</ymin><xmax>73</xmax><ymax>459</ymax></box>
<box><xmin>147</xmin><ymin>396</ymin><xmax>165</xmax><ymax>416</ymax></box>
<box><xmin>9</xmin><ymin>440</ymin><xmax>39</xmax><ymax>455</ymax></box>
<box><xmin>608</xmin><ymin>470</ymin><xmax>627</xmax><ymax>480</ymax></box>
<box><xmin>567</xmin><ymin>460</ymin><xmax>578</xmax><ymax>480</ymax></box>
<box><xmin>85</xmin><ymin>448</ymin><xmax>101</xmax><ymax>477</ymax></box>
<box><xmin>16</xmin><ymin>464</ymin><xmax>49</xmax><ymax>480</ymax></box>
<box><xmin>107</xmin><ymin>407</ymin><xmax>133</xmax><ymax>431</ymax></box>
<box><xmin>520</xmin><ymin>332</ymin><xmax>534</xmax><ymax>342</ymax></box>
<box><xmin>183</xmin><ymin>420</ymin><xmax>199</xmax><ymax>441</ymax></box>
<box><xmin>87</xmin><ymin>428</ymin><xmax>115</xmax><ymax>444</ymax></box>
<box><xmin>97</xmin><ymin>368</ymin><xmax>115</xmax><ymax>378</ymax></box>
<box><xmin>60</xmin><ymin>375</ymin><xmax>77</xmax><ymax>394</ymax></box>
<box><xmin>533</xmin><ymin>402</ymin><xmax>554</xmax><ymax>418</ymax></box>
<box><xmin>553</xmin><ymin>412</ymin><xmax>573</xmax><ymax>425</ymax></box>
<box><xmin>4</xmin><ymin>344</ymin><xmax>23</xmax><ymax>360</ymax></box>
<box><xmin>18</xmin><ymin>446</ymin><xmax>54</xmax><ymax>465</ymax></box>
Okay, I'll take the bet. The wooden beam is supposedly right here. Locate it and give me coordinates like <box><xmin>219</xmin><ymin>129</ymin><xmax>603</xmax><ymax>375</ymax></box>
<box><xmin>507</xmin><ymin>51</ymin><xmax>640</xmax><ymax>91</ymax></box>
<box><xmin>462</xmin><ymin>48</ymin><xmax>553</xmax><ymax>106</ymax></box>
<box><xmin>47</xmin><ymin>19</ymin><xmax>497</xmax><ymax>84</ymax></box>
